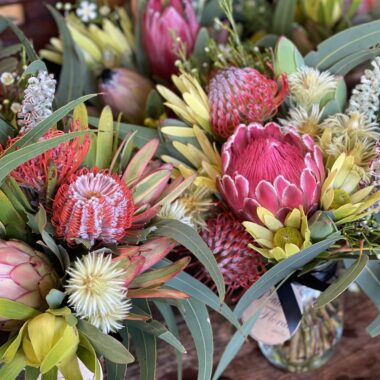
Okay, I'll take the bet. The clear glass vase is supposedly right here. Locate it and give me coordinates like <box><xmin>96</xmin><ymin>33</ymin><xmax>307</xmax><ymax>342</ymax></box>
<box><xmin>258</xmin><ymin>295</ymin><xmax>344</xmax><ymax>373</ymax></box>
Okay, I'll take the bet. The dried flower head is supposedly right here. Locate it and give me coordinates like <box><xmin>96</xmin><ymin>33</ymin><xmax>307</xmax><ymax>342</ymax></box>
<box><xmin>281</xmin><ymin>105</ymin><xmax>323</xmax><ymax>138</ymax></box>
<box><xmin>289</xmin><ymin>66</ymin><xmax>337</xmax><ymax>110</ymax></box>
<box><xmin>320</xmin><ymin>112</ymin><xmax>380</xmax><ymax>176</ymax></box>
<box><xmin>66</xmin><ymin>252</ymin><xmax>131</xmax><ymax>333</ymax></box>
<box><xmin>52</xmin><ymin>168</ymin><xmax>134</xmax><ymax>245</ymax></box>
<box><xmin>17</xmin><ymin>71</ymin><xmax>56</xmax><ymax>134</ymax></box>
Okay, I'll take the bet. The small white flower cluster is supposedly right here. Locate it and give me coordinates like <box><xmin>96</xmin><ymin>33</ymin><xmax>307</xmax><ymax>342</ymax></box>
<box><xmin>76</xmin><ymin>1</ymin><xmax>97</xmax><ymax>22</ymax></box>
<box><xmin>347</xmin><ymin>56</ymin><xmax>380</xmax><ymax>123</ymax></box>
<box><xmin>17</xmin><ymin>70</ymin><xmax>56</xmax><ymax>134</ymax></box>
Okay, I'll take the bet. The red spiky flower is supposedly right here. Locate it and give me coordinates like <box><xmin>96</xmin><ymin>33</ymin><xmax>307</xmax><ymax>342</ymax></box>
<box><xmin>52</xmin><ymin>168</ymin><xmax>135</xmax><ymax>245</ymax></box>
<box><xmin>197</xmin><ymin>211</ymin><xmax>267</xmax><ymax>298</ymax></box>
<box><xmin>208</xmin><ymin>67</ymin><xmax>288</xmax><ymax>138</ymax></box>
<box><xmin>4</xmin><ymin>123</ymin><xmax>89</xmax><ymax>196</ymax></box>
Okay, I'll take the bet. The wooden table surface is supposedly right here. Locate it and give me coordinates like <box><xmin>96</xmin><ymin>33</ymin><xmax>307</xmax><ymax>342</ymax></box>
<box><xmin>127</xmin><ymin>292</ymin><xmax>380</xmax><ymax>380</ymax></box>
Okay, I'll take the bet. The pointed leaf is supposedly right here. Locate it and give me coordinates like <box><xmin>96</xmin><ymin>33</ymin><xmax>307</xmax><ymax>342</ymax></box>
<box><xmin>95</xmin><ymin>106</ymin><xmax>114</xmax><ymax>169</ymax></box>
<box><xmin>0</xmin><ymin>298</ymin><xmax>39</xmax><ymax>320</ymax></box>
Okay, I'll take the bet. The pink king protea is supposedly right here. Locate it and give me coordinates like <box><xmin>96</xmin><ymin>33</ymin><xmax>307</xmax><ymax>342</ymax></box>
<box><xmin>208</xmin><ymin>67</ymin><xmax>288</xmax><ymax>139</ymax></box>
<box><xmin>52</xmin><ymin>168</ymin><xmax>135</xmax><ymax>245</ymax></box>
<box><xmin>142</xmin><ymin>0</ymin><xmax>200</xmax><ymax>80</ymax></box>
<box><xmin>218</xmin><ymin>123</ymin><xmax>325</xmax><ymax>222</ymax></box>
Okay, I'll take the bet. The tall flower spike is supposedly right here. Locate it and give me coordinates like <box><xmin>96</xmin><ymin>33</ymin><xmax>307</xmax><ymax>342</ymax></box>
<box><xmin>208</xmin><ymin>67</ymin><xmax>288</xmax><ymax>139</ymax></box>
<box><xmin>65</xmin><ymin>252</ymin><xmax>131</xmax><ymax>333</ymax></box>
<box><xmin>52</xmin><ymin>168</ymin><xmax>135</xmax><ymax>245</ymax></box>
<box><xmin>17</xmin><ymin>71</ymin><xmax>56</xmax><ymax>134</ymax></box>
<box><xmin>347</xmin><ymin>56</ymin><xmax>380</xmax><ymax>123</ymax></box>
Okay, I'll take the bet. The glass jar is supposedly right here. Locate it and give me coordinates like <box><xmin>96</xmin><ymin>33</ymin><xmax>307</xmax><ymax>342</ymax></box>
<box><xmin>258</xmin><ymin>295</ymin><xmax>344</xmax><ymax>373</ymax></box>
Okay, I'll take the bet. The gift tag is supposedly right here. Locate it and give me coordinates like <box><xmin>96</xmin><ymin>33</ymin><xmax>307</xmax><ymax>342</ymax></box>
<box><xmin>242</xmin><ymin>284</ymin><xmax>321</xmax><ymax>345</ymax></box>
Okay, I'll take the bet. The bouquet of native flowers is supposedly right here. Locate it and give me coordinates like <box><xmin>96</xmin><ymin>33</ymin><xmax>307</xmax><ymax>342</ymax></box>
<box><xmin>0</xmin><ymin>17</ymin><xmax>238</xmax><ymax>380</ymax></box>
<box><xmin>143</xmin><ymin>0</ymin><xmax>380</xmax><ymax>374</ymax></box>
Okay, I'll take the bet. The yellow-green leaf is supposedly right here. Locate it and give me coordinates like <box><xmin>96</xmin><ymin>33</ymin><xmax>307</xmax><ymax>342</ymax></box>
<box><xmin>95</xmin><ymin>106</ymin><xmax>114</xmax><ymax>169</ymax></box>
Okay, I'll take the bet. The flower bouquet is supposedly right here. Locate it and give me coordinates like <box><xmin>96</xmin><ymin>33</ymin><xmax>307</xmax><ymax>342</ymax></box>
<box><xmin>147</xmin><ymin>0</ymin><xmax>380</xmax><ymax>374</ymax></box>
<box><xmin>0</xmin><ymin>16</ymin><xmax>239</xmax><ymax>380</ymax></box>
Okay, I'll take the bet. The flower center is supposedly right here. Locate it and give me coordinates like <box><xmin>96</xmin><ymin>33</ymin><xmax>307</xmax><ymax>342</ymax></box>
<box><xmin>84</xmin><ymin>275</ymin><xmax>107</xmax><ymax>296</ymax></box>
<box><xmin>273</xmin><ymin>227</ymin><xmax>303</xmax><ymax>249</ymax></box>
<box><xmin>230</xmin><ymin>137</ymin><xmax>305</xmax><ymax>189</ymax></box>
<box><xmin>330</xmin><ymin>189</ymin><xmax>351</xmax><ymax>209</ymax></box>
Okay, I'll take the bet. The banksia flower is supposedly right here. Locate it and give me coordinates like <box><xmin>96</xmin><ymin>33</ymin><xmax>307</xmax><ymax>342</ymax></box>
<box><xmin>99</xmin><ymin>68</ymin><xmax>153</xmax><ymax>124</ymax></box>
<box><xmin>197</xmin><ymin>211</ymin><xmax>267</xmax><ymax>297</ymax></box>
<box><xmin>17</xmin><ymin>71</ymin><xmax>56</xmax><ymax>134</ymax></box>
<box><xmin>142</xmin><ymin>0</ymin><xmax>200</xmax><ymax>80</ymax></box>
<box><xmin>218</xmin><ymin>123</ymin><xmax>325</xmax><ymax>223</ymax></box>
<box><xmin>65</xmin><ymin>252</ymin><xmax>131</xmax><ymax>333</ymax></box>
<box><xmin>0</xmin><ymin>240</ymin><xmax>57</xmax><ymax>330</ymax></box>
<box><xmin>52</xmin><ymin>168</ymin><xmax>134</xmax><ymax>245</ymax></box>
<box><xmin>7</xmin><ymin>126</ymin><xmax>90</xmax><ymax>198</ymax></box>
<box><xmin>208</xmin><ymin>67</ymin><xmax>288</xmax><ymax>139</ymax></box>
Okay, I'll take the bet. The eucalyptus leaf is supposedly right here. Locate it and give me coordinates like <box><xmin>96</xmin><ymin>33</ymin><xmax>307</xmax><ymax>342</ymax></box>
<box><xmin>0</xmin><ymin>117</ymin><xmax>14</xmax><ymax>146</ymax></box>
<box><xmin>367</xmin><ymin>314</ymin><xmax>380</xmax><ymax>337</ymax></box>
<box><xmin>316</xmin><ymin>254</ymin><xmax>369</xmax><ymax>308</ymax></box>
<box><xmin>272</xmin><ymin>0</ymin><xmax>296</xmax><ymax>37</ymax></box>
<box><xmin>179</xmin><ymin>299</ymin><xmax>213</xmax><ymax>380</ymax></box>
<box><xmin>129</xmin><ymin>326</ymin><xmax>157</xmax><ymax>380</ymax></box>
<box><xmin>354</xmin><ymin>260</ymin><xmax>380</xmax><ymax>309</ymax></box>
<box><xmin>234</xmin><ymin>234</ymin><xmax>341</xmax><ymax>318</ymax></box>
<box><xmin>155</xmin><ymin>220</ymin><xmax>225</xmax><ymax>302</ymax></box>
<box><xmin>48</xmin><ymin>5</ymin><xmax>86</xmax><ymax>105</ymax></box>
<box><xmin>127</xmin><ymin>319</ymin><xmax>186</xmax><ymax>354</ymax></box>
<box><xmin>0</xmin><ymin>44</ymin><xmax>21</xmax><ymax>59</ymax></box>
<box><xmin>305</xmin><ymin>20</ymin><xmax>380</xmax><ymax>70</ymax></box>
<box><xmin>23</xmin><ymin>60</ymin><xmax>48</xmax><ymax>76</ymax></box>
<box><xmin>77</xmin><ymin>320</ymin><xmax>134</xmax><ymax>364</ymax></box>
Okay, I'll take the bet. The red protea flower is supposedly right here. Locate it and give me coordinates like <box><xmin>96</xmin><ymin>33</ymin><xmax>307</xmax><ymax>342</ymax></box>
<box><xmin>208</xmin><ymin>67</ymin><xmax>288</xmax><ymax>138</ymax></box>
<box><xmin>5</xmin><ymin>124</ymin><xmax>89</xmax><ymax>196</ymax></box>
<box><xmin>197</xmin><ymin>211</ymin><xmax>267</xmax><ymax>298</ymax></box>
<box><xmin>52</xmin><ymin>168</ymin><xmax>134</xmax><ymax>245</ymax></box>
<box><xmin>218</xmin><ymin>123</ymin><xmax>325</xmax><ymax>222</ymax></box>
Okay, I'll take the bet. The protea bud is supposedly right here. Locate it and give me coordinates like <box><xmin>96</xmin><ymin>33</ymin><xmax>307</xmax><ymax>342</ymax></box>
<box><xmin>197</xmin><ymin>211</ymin><xmax>267</xmax><ymax>298</ymax></box>
<box><xmin>309</xmin><ymin>211</ymin><xmax>336</xmax><ymax>242</ymax></box>
<box><xmin>142</xmin><ymin>0</ymin><xmax>200</xmax><ymax>80</ymax></box>
<box><xmin>99</xmin><ymin>68</ymin><xmax>153</xmax><ymax>124</ymax></box>
<box><xmin>52</xmin><ymin>168</ymin><xmax>135</xmax><ymax>245</ymax></box>
<box><xmin>0</xmin><ymin>240</ymin><xmax>58</xmax><ymax>330</ymax></box>
<box><xmin>208</xmin><ymin>67</ymin><xmax>288</xmax><ymax>138</ymax></box>
<box><xmin>21</xmin><ymin>308</ymin><xmax>80</xmax><ymax>372</ymax></box>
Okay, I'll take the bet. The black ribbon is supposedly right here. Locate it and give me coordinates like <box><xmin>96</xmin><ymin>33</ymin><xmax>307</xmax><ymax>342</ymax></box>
<box><xmin>277</xmin><ymin>263</ymin><xmax>337</xmax><ymax>337</ymax></box>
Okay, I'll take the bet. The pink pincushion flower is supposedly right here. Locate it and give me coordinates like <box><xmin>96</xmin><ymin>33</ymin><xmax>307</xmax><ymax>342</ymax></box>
<box><xmin>208</xmin><ymin>67</ymin><xmax>288</xmax><ymax>139</ymax></box>
<box><xmin>142</xmin><ymin>0</ymin><xmax>200</xmax><ymax>80</ymax></box>
<box><xmin>52</xmin><ymin>168</ymin><xmax>134</xmax><ymax>245</ymax></box>
<box><xmin>218</xmin><ymin>123</ymin><xmax>325</xmax><ymax>222</ymax></box>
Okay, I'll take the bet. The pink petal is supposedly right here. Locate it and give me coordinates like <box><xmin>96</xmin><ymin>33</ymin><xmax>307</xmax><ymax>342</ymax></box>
<box><xmin>300</xmin><ymin>169</ymin><xmax>318</xmax><ymax>211</ymax></box>
<box><xmin>255</xmin><ymin>180</ymin><xmax>280</xmax><ymax>214</ymax></box>
<box><xmin>243</xmin><ymin>198</ymin><xmax>261</xmax><ymax>222</ymax></box>
<box><xmin>274</xmin><ymin>175</ymin><xmax>291</xmax><ymax>198</ymax></box>
<box><xmin>218</xmin><ymin>175</ymin><xmax>244</xmax><ymax>210</ymax></box>
<box><xmin>282</xmin><ymin>184</ymin><xmax>303</xmax><ymax>209</ymax></box>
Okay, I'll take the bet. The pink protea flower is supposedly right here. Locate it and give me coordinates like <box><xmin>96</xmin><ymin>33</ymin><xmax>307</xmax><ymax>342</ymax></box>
<box><xmin>197</xmin><ymin>211</ymin><xmax>267</xmax><ymax>299</ymax></box>
<box><xmin>4</xmin><ymin>124</ymin><xmax>89</xmax><ymax>196</ymax></box>
<box><xmin>218</xmin><ymin>123</ymin><xmax>325</xmax><ymax>222</ymax></box>
<box><xmin>208</xmin><ymin>67</ymin><xmax>288</xmax><ymax>139</ymax></box>
<box><xmin>142</xmin><ymin>0</ymin><xmax>200</xmax><ymax>80</ymax></box>
<box><xmin>52</xmin><ymin>168</ymin><xmax>135</xmax><ymax>245</ymax></box>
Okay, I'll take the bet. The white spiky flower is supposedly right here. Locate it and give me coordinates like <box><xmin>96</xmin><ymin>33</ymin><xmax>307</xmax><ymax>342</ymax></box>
<box><xmin>289</xmin><ymin>66</ymin><xmax>337</xmax><ymax>110</ymax></box>
<box><xmin>347</xmin><ymin>56</ymin><xmax>380</xmax><ymax>123</ymax></box>
<box><xmin>280</xmin><ymin>104</ymin><xmax>324</xmax><ymax>137</ymax></box>
<box><xmin>17</xmin><ymin>70</ymin><xmax>56</xmax><ymax>134</ymax></box>
<box><xmin>65</xmin><ymin>252</ymin><xmax>131</xmax><ymax>333</ymax></box>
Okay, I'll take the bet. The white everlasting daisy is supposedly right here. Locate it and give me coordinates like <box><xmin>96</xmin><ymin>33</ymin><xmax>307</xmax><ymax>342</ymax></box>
<box><xmin>289</xmin><ymin>66</ymin><xmax>337</xmax><ymax>110</ymax></box>
<box><xmin>65</xmin><ymin>252</ymin><xmax>131</xmax><ymax>333</ymax></box>
<box><xmin>76</xmin><ymin>1</ymin><xmax>97</xmax><ymax>23</ymax></box>
<box><xmin>0</xmin><ymin>72</ymin><xmax>14</xmax><ymax>86</ymax></box>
